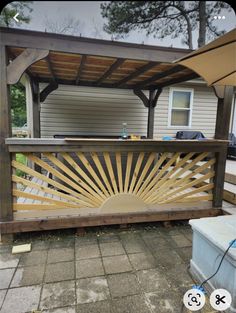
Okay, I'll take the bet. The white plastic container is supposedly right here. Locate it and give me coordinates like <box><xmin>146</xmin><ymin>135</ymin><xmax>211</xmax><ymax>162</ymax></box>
<box><xmin>189</xmin><ymin>215</ymin><xmax>236</xmax><ymax>313</ymax></box>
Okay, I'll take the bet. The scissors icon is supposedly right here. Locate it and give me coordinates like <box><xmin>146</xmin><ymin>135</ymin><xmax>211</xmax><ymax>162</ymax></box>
<box><xmin>210</xmin><ymin>289</ymin><xmax>231</xmax><ymax>310</ymax></box>
<box><xmin>215</xmin><ymin>294</ymin><xmax>226</xmax><ymax>305</ymax></box>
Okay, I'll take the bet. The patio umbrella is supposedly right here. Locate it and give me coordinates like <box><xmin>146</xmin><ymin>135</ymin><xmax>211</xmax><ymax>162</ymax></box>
<box><xmin>175</xmin><ymin>28</ymin><xmax>236</xmax><ymax>86</ymax></box>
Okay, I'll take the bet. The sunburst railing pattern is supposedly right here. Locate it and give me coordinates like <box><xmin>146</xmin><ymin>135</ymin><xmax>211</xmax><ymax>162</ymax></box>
<box><xmin>12</xmin><ymin>151</ymin><xmax>215</xmax><ymax>211</ymax></box>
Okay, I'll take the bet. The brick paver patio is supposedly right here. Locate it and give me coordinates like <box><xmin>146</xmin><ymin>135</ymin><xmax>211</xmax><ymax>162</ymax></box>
<box><xmin>0</xmin><ymin>222</ymin><xmax>217</xmax><ymax>313</ymax></box>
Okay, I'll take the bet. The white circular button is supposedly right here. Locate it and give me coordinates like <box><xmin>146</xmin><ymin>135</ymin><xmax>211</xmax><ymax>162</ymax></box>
<box><xmin>183</xmin><ymin>289</ymin><xmax>206</xmax><ymax>311</ymax></box>
<box><xmin>210</xmin><ymin>289</ymin><xmax>232</xmax><ymax>311</ymax></box>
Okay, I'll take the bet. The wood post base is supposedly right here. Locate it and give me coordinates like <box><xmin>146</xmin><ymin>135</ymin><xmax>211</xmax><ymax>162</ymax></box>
<box><xmin>0</xmin><ymin>233</ymin><xmax>13</xmax><ymax>244</ymax></box>
<box><xmin>76</xmin><ymin>227</ymin><xmax>86</xmax><ymax>236</ymax></box>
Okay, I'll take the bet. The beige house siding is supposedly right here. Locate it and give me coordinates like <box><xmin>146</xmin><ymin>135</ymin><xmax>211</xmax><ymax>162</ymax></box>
<box><xmin>40</xmin><ymin>85</ymin><xmax>148</xmax><ymax>138</ymax></box>
<box><xmin>154</xmin><ymin>84</ymin><xmax>218</xmax><ymax>139</ymax></box>
<box><xmin>40</xmin><ymin>84</ymin><xmax>217</xmax><ymax>139</ymax></box>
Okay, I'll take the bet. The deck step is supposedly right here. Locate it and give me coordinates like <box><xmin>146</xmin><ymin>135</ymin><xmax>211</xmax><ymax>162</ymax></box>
<box><xmin>225</xmin><ymin>172</ymin><xmax>236</xmax><ymax>185</ymax></box>
<box><xmin>225</xmin><ymin>159</ymin><xmax>236</xmax><ymax>185</ymax></box>
<box><xmin>223</xmin><ymin>206</ymin><xmax>236</xmax><ymax>215</ymax></box>
<box><xmin>223</xmin><ymin>181</ymin><xmax>236</xmax><ymax>205</ymax></box>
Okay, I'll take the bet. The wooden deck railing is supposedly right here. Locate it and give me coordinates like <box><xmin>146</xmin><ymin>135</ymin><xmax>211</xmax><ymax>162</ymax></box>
<box><xmin>6</xmin><ymin>138</ymin><xmax>228</xmax><ymax>216</ymax></box>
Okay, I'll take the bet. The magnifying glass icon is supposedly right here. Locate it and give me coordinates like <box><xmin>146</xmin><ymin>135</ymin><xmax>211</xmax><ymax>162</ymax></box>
<box><xmin>191</xmin><ymin>296</ymin><xmax>198</xmax><ymax>303</ymax></box>
<box><xmin>184</xmin><ymin>289</ymin><xmax>205</xmax><ymax>310</ymax></box>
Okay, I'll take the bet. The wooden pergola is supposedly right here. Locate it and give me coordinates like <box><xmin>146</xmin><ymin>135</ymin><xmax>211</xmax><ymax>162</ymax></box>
<box><xmin>0</xmin><ymin>27</ymin><xmax>234</xmax><ymax>237</ymax></box>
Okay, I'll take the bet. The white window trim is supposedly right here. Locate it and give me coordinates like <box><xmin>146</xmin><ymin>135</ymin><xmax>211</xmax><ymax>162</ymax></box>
<box><xmin>167</xmin><ymin>87</ymin><xmax>194</xmax><ymax>128</ymax></box>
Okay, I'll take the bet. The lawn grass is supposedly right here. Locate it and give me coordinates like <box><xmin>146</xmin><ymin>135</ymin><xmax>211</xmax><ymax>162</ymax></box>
<box><xmin>16</xmin><ymin>153</ymin><xmax>27</xmax><ymax>177</ymax></box>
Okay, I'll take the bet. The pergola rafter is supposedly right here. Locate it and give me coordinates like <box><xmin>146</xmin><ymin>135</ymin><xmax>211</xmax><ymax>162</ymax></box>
<box><xmin>133</xmin><ymin>64</ymin><xmax>185</xmax><ymax>88</ymax></box>
<box><xmin>149</xmin><ymin>72</ymin><xmax>200</xmax><ymax>89</ymax></box>
<box><xmin>46</xmin><ymin>55</ymin><xmax>56</xmax><ymax>82</ymax></box>
<box><xmin>114</xmin><ymin>61</ymin><xmax>157</xmax><ymax>87</ymax></box>
<box><xmin>75</xmin><ymin>55</ymin><xmax>86</xmax><ymax>85</ymax></box>
<box><xmin>96</xmin><ymin>58</ymin><xmax>125</xmax><ymax>86</ymax></box>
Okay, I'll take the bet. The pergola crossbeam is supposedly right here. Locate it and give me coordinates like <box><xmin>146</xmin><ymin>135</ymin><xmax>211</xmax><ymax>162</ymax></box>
<box><xmin>1</xmin><ymin>27</ymin><xmax>192</xmax><ymax>63</ymax></box>
<box><xmin>35</xmin><ymin>77</ymin><xmax>152</xmax><ymax>89</ymax></box>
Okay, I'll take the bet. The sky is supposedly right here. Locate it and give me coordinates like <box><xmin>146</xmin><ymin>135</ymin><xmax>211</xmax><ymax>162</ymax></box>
<box><xmin>4</xmin><ymin>1</ymin><xmax>236</xmax><ymax>49</ymax></box>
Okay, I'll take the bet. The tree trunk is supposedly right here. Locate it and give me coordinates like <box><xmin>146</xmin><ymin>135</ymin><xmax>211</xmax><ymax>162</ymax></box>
<box><xmin>186</xmin><ymin>17</ymin><xmax>193</xmax><ymax>49</ymax></box>
<box><xmin>198</xmin><ymin>1</ymin><xmax>207</xmax><ymax>47</ymax></box>
<box><xmin>177</xmin><ymin>6</ymin><xmax>193</xmax><ymax>49</ymax></box>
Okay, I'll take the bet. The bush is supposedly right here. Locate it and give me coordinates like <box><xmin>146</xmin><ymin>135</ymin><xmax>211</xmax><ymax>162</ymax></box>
<box><xmin>15</xmin><ymin>153</ymin><xmax>27</xmax><ymax>177</ymax></box>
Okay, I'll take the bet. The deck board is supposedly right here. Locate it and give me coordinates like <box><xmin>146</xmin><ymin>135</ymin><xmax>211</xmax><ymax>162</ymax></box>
<box><xmin>1</xmin><ymin>203</ymin><xmax>221</xmax><ymax>234</ymax></box>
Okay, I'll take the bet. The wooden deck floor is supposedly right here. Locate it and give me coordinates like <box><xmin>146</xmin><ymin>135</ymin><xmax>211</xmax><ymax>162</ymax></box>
<box><xmin>17</xmin><ymin>177</ymin><xmax>66</xmax><ymax>204</ymax></box>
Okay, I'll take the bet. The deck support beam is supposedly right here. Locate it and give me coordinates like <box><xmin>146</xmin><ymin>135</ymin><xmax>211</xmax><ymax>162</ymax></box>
<box><xmin>213</xmin><ymin>85</ymin><xmax>234</xmax><ymax>207</ymax></box>
<box><xmin>134</xmin><ymin>88</ymin><xmax>162</xmax><ymax>138</ymax></box>
<box><xmin>0</xmin><ymin>207</ymin><xmax>222</xmax><ymax>234</ymax></box>
<box><xmin>0</xmin><ymin>45</ymin><xmax>13</xmax><ymax>225</ymax></box>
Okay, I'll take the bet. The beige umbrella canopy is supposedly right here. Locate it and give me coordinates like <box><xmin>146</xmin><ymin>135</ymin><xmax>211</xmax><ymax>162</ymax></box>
<box><xmin>175</xmin><ymin>28</ymin><xmax>236</xmax><ymax>87</ymax></box>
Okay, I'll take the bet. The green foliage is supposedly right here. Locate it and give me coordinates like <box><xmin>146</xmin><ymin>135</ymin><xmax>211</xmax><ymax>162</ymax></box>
<box><xmin>16</xmin><ymin>153</ymin><xmax>27</xmax><ymax>177</ymax></box>
<box><xmin>11</xmin><ymin>83</ymin><xmax>27</xmax><ymax>127</ymax></box>
<box><xmin>0</xmin><ymin>1</ymin><xmax>33</xmax><ymax>27</ymax></box>
<box><xmin>101</xmin><ymin>1</ymin><xmax>232</xmax><ymax>48</ymax></box>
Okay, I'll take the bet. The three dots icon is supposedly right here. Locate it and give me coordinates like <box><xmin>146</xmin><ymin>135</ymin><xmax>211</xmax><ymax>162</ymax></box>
<box><xmin>213</xmin><ymin>16</ymin><xmax>226</xmax><ymax>19</ymax></box>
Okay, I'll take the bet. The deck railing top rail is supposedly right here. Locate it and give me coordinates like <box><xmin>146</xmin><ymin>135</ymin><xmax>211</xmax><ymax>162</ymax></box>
<box><xmin>5</xmin><ymin>138</ymin><xmax>228</xmax><ymax>153</ymax></box>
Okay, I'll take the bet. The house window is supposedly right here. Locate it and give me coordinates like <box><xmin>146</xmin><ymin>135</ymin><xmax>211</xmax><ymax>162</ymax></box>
<box><xmin>168</xmin><ymin>88</ymin><xmax>193</xmax><ymax>127</ymax></box>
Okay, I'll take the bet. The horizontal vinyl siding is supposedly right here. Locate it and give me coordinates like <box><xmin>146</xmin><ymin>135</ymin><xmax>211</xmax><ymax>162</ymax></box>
<box><xmin>154</xmin><ymin>84</ymin><xmax>217</xmax><ymax>139</ymax></box>
<box><xmin>40</xmin><ymin>83</ymin><xmax>217</xmax><ymax>139</ymax></box>
<box><xmin>40</xmin><ymin>85</ymin><xmax>148</xmax><ymax>138</ymax></box>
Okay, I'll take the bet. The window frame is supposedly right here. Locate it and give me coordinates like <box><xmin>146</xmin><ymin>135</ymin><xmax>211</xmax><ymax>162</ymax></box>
<box><xmin>168</xmin><ymin>87</ymin><xmax>194</xmax><ymax>128</ymax></box>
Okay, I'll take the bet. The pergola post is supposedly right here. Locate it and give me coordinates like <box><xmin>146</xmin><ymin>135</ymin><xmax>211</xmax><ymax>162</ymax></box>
<box><xmin>147</xmin><ymin>90</ymin><xmax>155</xmax><ymax>139</ymax></box>
<box><xmin>31</xmin><ymin>80</ymin><xmax>41</xmax><ymax>138</ymax></box>
<box><xmin>0</xmin><ymin>45</ymin><xmax>13</xmax><ymax>224</ymax></box>
<box><xmin>213</xmin><ymin>86</ymin><xmax>234</xmax><ymax>207</ymax></box>
<box><xmin>30</xmin><ymin>79</ymin><xmax>42</xmax><ymax>173</ymax></box>
<box><xmin>134</xmin><ymin>88</ymin><xmax>162</xmax><ymax>139</ymax></box>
